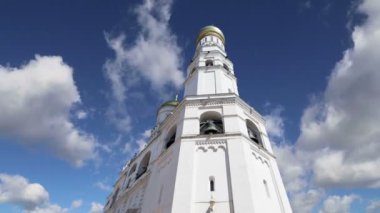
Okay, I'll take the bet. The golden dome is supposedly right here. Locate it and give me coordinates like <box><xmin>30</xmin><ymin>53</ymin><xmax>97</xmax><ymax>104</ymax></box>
<box><xmin>196</xmin><ymin>25</ymin><xmax>225</xmax><ymax>44</ymax></box>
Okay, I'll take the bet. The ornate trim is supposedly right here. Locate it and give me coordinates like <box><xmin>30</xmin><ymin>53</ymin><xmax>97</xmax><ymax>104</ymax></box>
<box><xmin>195</xmin><ymin>139</ymin><xmax>227</xmax><ymax>146</ymax></box>
<box><xmin>252</xmin><ymin>152</ymin><xmax>269</xmax><ymax>166</ymax></box>
<box><xmin>186</xmin><ymin>97</ymin><xmax>236</xmax><ymax>107</ymax></box>
<box><xmin>195</xmin><ymin>139</ymin><xmax>227</xmax><ymax>153</ymax></box>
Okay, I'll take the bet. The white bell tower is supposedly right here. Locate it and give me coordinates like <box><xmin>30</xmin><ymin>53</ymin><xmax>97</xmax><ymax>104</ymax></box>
<box><xmin>104</xmin><ymin>26</ymin><xmax>292</xmax><ymax>213</ymax></box>
<box><xmin>184</xmin><ymin>26</ymin><xmax>238</xmax><ymax>96</ymax></box>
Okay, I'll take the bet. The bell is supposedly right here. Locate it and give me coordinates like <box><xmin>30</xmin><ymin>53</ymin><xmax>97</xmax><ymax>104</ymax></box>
<box><xmin>201</xmin><ymin>120</ymin><xmax>222</xmax><ymax>134</ymax></box>
<box><xmin>248</xmin><ymin>129</ymin><xmax>259</xmax><ymax>143</ymax></box>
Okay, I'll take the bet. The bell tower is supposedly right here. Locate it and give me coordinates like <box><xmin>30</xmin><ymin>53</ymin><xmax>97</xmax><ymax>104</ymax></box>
<box><xmin>104</xmin><ymin>26</ymin><xmax>292</xmax><ymax>213</ymax></box>
<box><xmin>184</xmin><ymin>26</ymin><xmax>239</xmax><ymax>96</ymax></box>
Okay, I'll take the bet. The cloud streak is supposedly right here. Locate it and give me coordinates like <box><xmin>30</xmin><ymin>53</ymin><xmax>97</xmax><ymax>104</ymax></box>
<box><xmin>103</xmin><ymin>0</ymin><xmax>184</xmax><ymax>132</ymax></box>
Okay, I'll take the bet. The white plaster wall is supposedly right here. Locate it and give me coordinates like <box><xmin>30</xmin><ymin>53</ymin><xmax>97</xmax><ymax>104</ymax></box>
<box><xmin>244</xmin><ymin>141</ymin><xmax>283</xmax><ymax>213</ymax></box>
<box><xmin>171</xmin><ymin>140</ymin><xmax>196</xmax><ymax>212</ymax></box>
<box><xmin>181</xmin><ymin>107</ymin><xmax>199</xmax><ymax>136</ymax></box>
<box><xmin>140</xmin><ymin>142</ymin><xmax>181</xmax><ymax>213</ymax></box>
<box><xmin>184</xmin><ymin>71</ymin><xmax>198</xmax><ymax>97</ymax></box>
<box><xmin>192</xmin><ymin>145</ymin><xmax>232</xmax><ymax>213</ymax></box>
<box><xmin>198</xmin><ymin>71</ymin><xmax>216</xmax><ymax>95</ymax></box>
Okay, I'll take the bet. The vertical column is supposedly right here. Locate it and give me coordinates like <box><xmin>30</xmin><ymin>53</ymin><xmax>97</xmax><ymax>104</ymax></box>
<box><xmin>227</xmin><ymin>138</ymin><xmax>256</xmax><ymax>212</ymax></box>
<box><xmin>170</xmin><ymin>141</ymin><xmax>195</xmax><ymax>213</ymax></box>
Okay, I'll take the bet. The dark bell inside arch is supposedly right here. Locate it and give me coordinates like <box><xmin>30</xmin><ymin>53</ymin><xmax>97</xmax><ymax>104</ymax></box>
<box><xmin>200</xmin><ymin>120</ymin><xmax>223</xmax><ymax>134</ymax></box>
<box><xmin>248</xmin><ymin>129</ymin><xmax>259</xmax><ymax>143</ymax></box>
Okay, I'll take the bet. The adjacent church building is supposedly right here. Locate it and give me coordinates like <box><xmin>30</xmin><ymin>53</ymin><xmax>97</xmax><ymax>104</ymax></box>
<box><xmin>104</xmin><ymin>26</ymin><xmax>292</xmax><ymax>213</ymax></box>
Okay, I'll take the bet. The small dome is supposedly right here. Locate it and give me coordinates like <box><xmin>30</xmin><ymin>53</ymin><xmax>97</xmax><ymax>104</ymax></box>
<box><xmin>196</xmin><ymin>25</ymin><xmax>225</xmax><ymax>44</ymax></box>
<box><xmin>160</xmin><ymin>100</ymin><xmax>180</xmax><ymax>108</ymax></box>
<box><xmin>156</xmin><ymin>100</ymin><xmax>180</xmax><ymax>124</ymax></box>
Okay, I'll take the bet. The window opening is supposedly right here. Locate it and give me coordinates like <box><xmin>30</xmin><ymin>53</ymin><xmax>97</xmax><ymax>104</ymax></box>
<box><xmin>166</xmin><ymin>132</ymin><xmax>176</xmax><ymax>149</ymax></box>
<box><xmin>200</xmin><ymin>120</ymin><xmax>223</xmax><ymax>134</ymax></box>
<box><xmin>136</xmin><ymin>152</ymin><xmax>151</xmax><ymax>180</ymax></box>
<box><xmin>209</xmin><ymin>176</ymin><xmax>215</xmax><ymax>192</ymax></box>
<box><xmin>205</xmin><ymin>60</ymin><xmax>213</xmax><ymax>66</ymax></box>
<box><xmin>200</xmin><ymin>112</ymin><xmax>224</xmax><ymax>135</ymax></box>
<box><xmin>248</xmin><ymin>128</ymin><xmax>260</xmax><ymax>144</ymax></box>
<box><xmin>210</xmin><ymin>180</ymin><xmax>215</xmax><ymax>191</ymax></box>
<box><xmin>246</xmin><ymin>120</ymin><xmax>263</xmax><ymax>147</ymax></box>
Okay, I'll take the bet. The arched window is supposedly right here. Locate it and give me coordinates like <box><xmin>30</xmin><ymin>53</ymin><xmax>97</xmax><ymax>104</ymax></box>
<box><xmin>128</xmin><ymin>164</ymin><xmax>137</xmax><ymax>177</ymax></box>
<box><xmin>246</xmin><ymin>120</ymin><xmax>263</xmax><ymax>146</ymax></box>
<box><xmin>136</xmin><ymin>152</ymin><xmax>151</xmax><ymax>180</ymax></box>
<box><xmin>200</xmin><ymin>111</ymin><xmax>224</xmax><ymax>135</ymax></box>
<box><xmin>165</xmin><ymin>126</ymin><xmax>176</xmax><ymax>149</ymax></box>
<box><xmin>205</xmin><ymin>60</ymin><xmax>213</xmax><ymax>66</ymax></box>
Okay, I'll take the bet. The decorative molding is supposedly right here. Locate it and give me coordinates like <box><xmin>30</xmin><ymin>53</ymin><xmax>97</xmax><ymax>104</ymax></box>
<box><xmin>195</xmin><ymin>139</ymin><xmax>227</xmax><ymax>146</ymax></box>
<box><xmin>195</xmin><ymin>139</ymin><xmax>227</xmax><ymax>153</ymax></box>
<box><xmin>186</xmin><ymin>97</ymin><xmax>236</xmax><ymax>107</ymax></box>
<box><xmin>252</xmin><ymin>152</ymin><xmax>269</xmax><ymax>166</ymax></box>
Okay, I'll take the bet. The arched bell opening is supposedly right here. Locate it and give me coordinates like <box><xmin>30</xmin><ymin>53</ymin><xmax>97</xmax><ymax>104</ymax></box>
<box><xmin>246</xmin><ymin>120</ymin><xmax>263</xmax><ymax>147</ymax></box>
<box><xmin>165</xmin><ymin>126</ymin><xmax>177</xmax><ymax>149</ymax></box>
<box><xmin>200</xmin><ymin>111</ymin><xmax>224</xmax><ymax>135</ymax></box>
<box><xmin>136</xmin><ymin>152</ymin><xmax>151</xmax><ymax>180</ymax></box>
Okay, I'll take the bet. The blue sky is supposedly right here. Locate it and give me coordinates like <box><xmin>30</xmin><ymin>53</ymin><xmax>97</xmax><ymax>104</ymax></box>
<box><xmin>0</xmin><ymin>0</ymin><xmax>380</xmax><ymax>212</ymax></box>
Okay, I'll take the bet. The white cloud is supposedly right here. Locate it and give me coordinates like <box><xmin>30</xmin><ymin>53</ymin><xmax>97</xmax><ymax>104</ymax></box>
<box><xmin>319</xmin><ymin>194</ymin><xmax>360</xmax><ymax>213</ymax></box>
<box><xmin>25</xmin><ymin>204</ymin><xmax>68</xmax><ymax>213</ymax></box>
<box><xmin>297</xmin><ymin>0</ymin><xmax>380</xmax><ymax>188</ymax></box>
<box><xmin>261</xmin><ymin>1</ymin><xmax>380</xmax><ymax>212</ymax></box>
<box><xmin>71</xmin><ymin>199</ymin><xmax>83</xmax><ymax>209</ymax></box>
<box><xmin>0</xmin><ymin>173</ymin><xmax>68</xmax><ymax>213</ymax></box>
<box><xmin>292</xmin><ymin>189</ymin><xmax>323</xmax><ymax>213</ymax></box>
<box><xmin>264</xmin><ymin>108</ymin><xmax>322</xmax><ymax>212</ymax></box>
<box><xmin>0</xmin><ymin>55</ymin><xmax>97</xmax><ymax>167</ymax></box>
<box><xmin>123</xmin><ymin>129</ymin><xmax>151</xmax><ymax>157</ymax></box>
<box><xmin>103</xmin><ymin>0</ymin><xmax>184</xmax><ymax>132</ymax></box>
<box><xmin>95</xmin><ymin>181</ymin><xmax>112</xmax><ymax>192</ymax></box>
<box><xmin>264</xmin><ymin>106</ymin><xmax>285</xmax><ymax>140</ymax></box>
<box><xmin>136</xmin><ymin>129</ymin><xmax>151</xmax><ymax>151</ymax></box>
<box><xmin>123</xmin><ymin>142</ymin><xmax>133</xmax><ymax>154</ymax></box>
<box><xmin>367</xmin><ymin>199</ymin><xmax>380</xmax><ymax>213</ymax></box>
<box><xmin>76</xmin><ymin>110</ymin><xmax>88</xmax><ymax>120</ymax></box>
<box><xmin>0</xmin><ymin>174</ymin><xmax>49</xmax><ymax>210</ymax></box>
<box><xmin>272</xmin><ymin>144</ymin><xmax>308</xmax><ymax>194</ymax></box>
<box><xmin>89</xmin><ymin>202</ymin><xmax>104</xmax><ymax>213</ymax></box>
